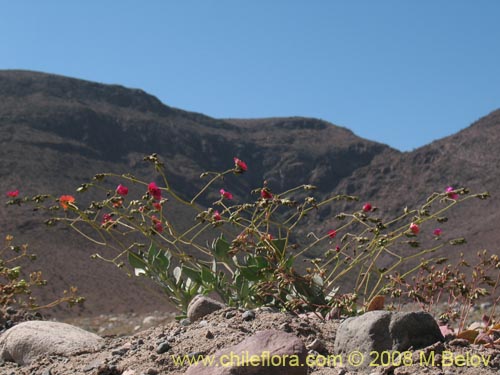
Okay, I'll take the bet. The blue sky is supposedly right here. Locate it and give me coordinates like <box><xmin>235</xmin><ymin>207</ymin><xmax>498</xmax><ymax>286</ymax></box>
<box><xmin>1</xmin><ymin>1</ymin><xmax>499</xmax><ymax>151</ymax></box>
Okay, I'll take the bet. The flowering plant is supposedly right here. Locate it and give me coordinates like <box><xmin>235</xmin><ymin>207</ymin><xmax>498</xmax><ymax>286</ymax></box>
<box><xmin>8</xmin><ymin>154</ymin><xmax>493</xmax><ymax>318</ymax></box>
<box><xmin>0</xmin><ymin>234</ymin><xmax>84</xmax><ymax>311</ymax></box>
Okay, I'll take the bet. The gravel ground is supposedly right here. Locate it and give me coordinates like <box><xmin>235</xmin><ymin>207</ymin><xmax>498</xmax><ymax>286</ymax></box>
<box><xmin>1</xmin><ymin>307</ymin><xmax>499</xmax><ymax>375</ymax></box>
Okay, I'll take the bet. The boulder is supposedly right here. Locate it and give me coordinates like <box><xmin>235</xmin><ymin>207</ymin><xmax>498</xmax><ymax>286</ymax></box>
<box><xmin>0</xmin><ymin>321</ymin><xmax>103</xmax><ymax>365</ymax></box>
<box><xmin>187</xmin><ymin>295</ymin><xmax>225</xmax><ymax>322</ymax></box>
<box><xmin>334</xmin><ymin>311</ymin><xmax>444</xmax><ymax>368</ymax></box>
<box><xmin>184</xmin><ymin>329</ymin><xmax>307</xmax><ymax>375</ymax></box>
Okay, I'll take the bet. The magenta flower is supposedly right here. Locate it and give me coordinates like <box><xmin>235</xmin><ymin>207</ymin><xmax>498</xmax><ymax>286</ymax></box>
<box><xmin>148</xmin><ymin>182</ymin><xmax>162</xmax><ymax>200</ymax></box>
<box><xmin>116</xmin><ymin>184</ymin><xmax>128</xmax><ymax>196</ymax></box>
<box><xmin>102</xmin><ymin>213</ymin><xmax>113</xmax><ymax>225</ymax></box>
<box><xmin>409</xmin><ymin>223</ymin><xmax>420</xmax><ymax>235</ymax></box>
<box><xmin>328</xmin><ymin>229</ymin><xmax>337</xmax><ymax>239</ymax></box>
<box><xmin>362</xmin><ymin>203</ymin><xmax>372</xmax><ymax>212</ymax></box>
<box><xmin>6</xmin><ymin>190</ymin><xmax>19</xmax><ymax>198</ymax></box>
<box><xmin>213</xmin><ymin>210</ymin><xmax>222</xmax><ymax>221</ymax></box>
<box><xmin>446</xmin><ymin>186</ymin><xmax>459</xmax><ymax>200</ymax></box>
<box><xmin>433</xmin><ymin>228</ymin><xmax>442</xmax><ymax>236</ymax></box>
<box><xmin>219</xmin><ymin>189</ymin><xmax>233</xmax><ymax>200</ymax></box>
<box><xmin>261</xmin><ymin>189</ymin><xmax>273</xmax><ymax>199</ymax></box>
<box><xmin>233</xmin><ymin>157</ymin><xmax>248</xmax><ymax>173</ymax></box>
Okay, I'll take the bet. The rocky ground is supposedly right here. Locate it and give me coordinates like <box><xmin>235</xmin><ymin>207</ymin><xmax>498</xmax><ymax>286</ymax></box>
<box><xmin>0</xmin><ymin>304</ymin><xmax>499</xmax><ymax>375</ymax></box>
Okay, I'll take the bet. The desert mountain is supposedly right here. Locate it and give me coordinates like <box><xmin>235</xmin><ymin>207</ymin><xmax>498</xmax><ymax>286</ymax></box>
<box><xmin>0</xmin><ymin>70</ymin><xmax>498</xmax><ymax>317</ymax></box>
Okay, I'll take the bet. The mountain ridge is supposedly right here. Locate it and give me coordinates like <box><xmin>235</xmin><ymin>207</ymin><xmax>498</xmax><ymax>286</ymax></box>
<box><xmin>1</xmin><ymin>70</ymin><xmax>498</xmax><ymax>316</ymax></box>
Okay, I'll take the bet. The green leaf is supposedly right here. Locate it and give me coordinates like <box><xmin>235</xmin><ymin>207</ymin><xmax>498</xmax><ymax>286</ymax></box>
<box><xmin>147</xmin><ymin>243</ymin><xmax>170</xmax><ymax>270</ymax></box>
<box><xmin>212</xmin><ymin>236</ymin><xmax>231</xmax><ymax>261</ymax></box>
<box><xmin>271</xmin><ymin>239</ymin><xmax>287</xmax><ymax>256</ymax></box>
<box><xmin>173</xmin><ymin>266</ymin><xmax>182</xmax><ymax>284</ymax></box>
<box><xmin>201</xmin><ymin>265</ymin><xmax>216</xmax><ymax>285</ymax></box>
<box><xmin>128</xmin><ymin>251</ymin><xmax>147</xmax><ymax>275</ymax></box>
<box><xmin>181</xmin><ymin>265</ymin><xmax>203</xmax><ymax>284</ymax></box>
<box><xmin>239</xmin><ymin>265</ymin><xmax>261</xmax><ymax>281</ymax></box>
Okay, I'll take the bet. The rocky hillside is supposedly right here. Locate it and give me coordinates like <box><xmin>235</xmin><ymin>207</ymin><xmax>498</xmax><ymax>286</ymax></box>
<box><xmin>0</xmin><ymin>70</ymin><xmax>498</xmax><ymax>317</ymax></box>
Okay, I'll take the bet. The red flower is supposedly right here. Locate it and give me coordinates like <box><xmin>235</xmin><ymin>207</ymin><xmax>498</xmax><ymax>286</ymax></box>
<box><xmin>6</xmin><ymin>190</ymin><xmax>19</xmax><ymax>198</ymax></box>
<box><xmin>59</xmin><ymin>195</ymin><xmax>75</xmax><ymax>210</ymax></box>
<box><xmin>446</xmin><ymin>186</ymin><xmax>459</xmax><ymax>200</ymax></box>
<box><xmin>102</xmin><ymin>213</ymin><xmax>113</xmax><ymax>225</ymax></box>
<box><xmin>261</xmin><ymin>189</ymin><xmax>273</xmax><ymax>199</ymax></box>
<box><xmin>409</xmin><ymin>223</ymin><xmax>420</xmax><ymax>235</ymax></box>
<box><xmin>433</xmin><ymin>228</ymin><xmax>442</xmax><ymax>236</ymax></box>
<box><xmin>148</xmin><ymin>182</ymin><xmax>162</xmax><ymax>200</ymax></box>
<box><xmin>328</xmin><ymin>230</ymin><xmax>337</xmax><ymax>239</ymax></box>
<box><xmin>213</xmin><ymin>210</ymin><xmax>222</xmax><ymax>221</ymax></box>
<box><xmin>335</xmin><ymin>245</ymin><xmax>341</xmax><ymax>252</ymax></box>
<box><xmin>362</xmin><ymin>203</ymin><xmax>372</xmax><ymax>212</ymax></box>
<box><xmin>116</xmin><ymin>184</ymin><xmax>128</xmax><ymax>196</ymax></box>
<box><xmin>233</xmin><ymin>157</ymin><xmax>248</xmax><ymax>173</ymax></box>
<box><xmin>219</xmin><ymin>189</ymin><xmax>233</xmax><ymax>200</ymax></box>
<box><xmin>153</xmin><ymin>202</ymin><xmax>162</xmax><ymax>211</ymax></box>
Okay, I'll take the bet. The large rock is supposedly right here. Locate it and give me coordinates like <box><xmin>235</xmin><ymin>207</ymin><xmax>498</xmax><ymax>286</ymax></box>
<box><xmin>334</xmin><ymin>311</ymin><xmax>444</xmax><ymax>368</ymax></box>
<box><xmin>187</xmin><ymin>295</ymin><xmax>225</xmax><ymax>321</ymax></box>
<box><xmin>0</xmin><ymin>321</ymin><xmax>104</xmax><ymax>365</ymax></box>
<box><xmin>184</xmin><ymin>329</ymin><xmax>307</xmax><ymax>375</ymax></box>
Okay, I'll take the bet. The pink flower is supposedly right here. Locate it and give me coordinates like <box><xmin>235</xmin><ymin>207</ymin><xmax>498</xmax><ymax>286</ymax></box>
<box><xmin>116</xmin><ymin>184</ymin><xmax>128</xmax><ymax>196</ymax></box>
<box><xmin>219</xmin><ymin>189</ymin><xmax>233</xmax><ymax>200</ymax></box>
<box><xmin>446</xmin><ymin>186</ymin><xmax>459</xmax><ymax>200</ymax></box>
<box><xmin>409</xmin><ymin>223</ymin><xmax>420</xmax><ymax>235</ymax></box>
<box><xmin>261</xmin><ymin>189</ymin><xmax>273</xmax><ymax>199</ymax></box>
<box><xmin>213</xmin><ymin>210</ymin><xmax>222</xmax><ymax>221</ymax></box>
<box><xmin>328</xmin><ymin>230</ymin><xmax>337</xmax><ymax>239</ymax></box>
<box><xmin>433</xmin><ymin>228</ymin><xmax>442</xmax><ymax>236</ymax></box>
<box><xmin>6</xmin><ymin>190</ymin><xmax>19</xmax><ymax>198</ymax></box>
<box><xmin>362</xmin><ymin>203</ymin><xmax>372</xmax><ymax>212</ymax></box>
<box><xmin>148</xmin><ymin>182</ymin><xmax>162</xmax><ymax>200</ymax></box>
<box><xmin>102</xmin><ymin>213</ymin><xmax>113</xmax><ymax>225</ymax></box>
<box><xmin>233</xmin><ymin>157</ymin><xmax>248</xmax><ymax>173</ymax></box>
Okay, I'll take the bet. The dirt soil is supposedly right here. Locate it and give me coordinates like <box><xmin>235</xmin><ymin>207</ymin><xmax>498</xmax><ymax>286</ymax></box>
<box><xmin>1</xmin><ymin>307</ymin><xmax>499</xmax><ymax>375</ymax></box>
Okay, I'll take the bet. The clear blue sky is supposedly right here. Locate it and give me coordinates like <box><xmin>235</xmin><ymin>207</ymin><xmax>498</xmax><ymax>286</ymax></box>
<box><xmin>1</xmin><ymin>1</ymin><xmax>499</xmax><ymax>151</ymax></box>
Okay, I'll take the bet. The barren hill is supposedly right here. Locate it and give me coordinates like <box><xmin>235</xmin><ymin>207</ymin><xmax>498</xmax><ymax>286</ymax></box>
<box><xmin>0</xmin><ymin>70</ymin><xmax>497</xmax><ymax>317</ymax></box>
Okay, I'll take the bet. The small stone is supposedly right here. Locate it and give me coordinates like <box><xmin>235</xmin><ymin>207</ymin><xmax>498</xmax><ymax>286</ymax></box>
<box><xmin>5</xmin><ymin>307</ymin><xmax>17</xmax><ymax>315</ymax></box>
<box><xmin>179</xmin><ymin>318</ymin><xmax>191</xmax><ymax>326</ymax></box>
<box><xmin>156</xmin><ymin>341</ymin><xmax>171</xmax><ymax>354</ymax></box>
<box><xmin>142</xmin><ymin>316</ymin><xmax>156</xmax><ymax>326</ymax></box>
<box><xmin>41</xmin><ymin>369</ymin><xmax>52</xmax><ymax>375</ymax></box>
<box><xmin>280</xmin><ymin>322</ymin><xmax>292</xmax><ymax>332</ymax></box>
<box><xmin>206</xmin><ymin>330</ymin><xmax>214</xmax><ymax>339</ymax></box>
<box><xmin>306</xmin><ymin>338</ymin><xmax>324</xmax><ymax>352</ymax></box>
<box><xmin>146</xmin><ymin>368</ymin><xmax>159</xmax><ymax>375</ymax></box>
<box><xmin>137</xmin><ymin>339</ymin><xmax>144</xmax><ymax>345</ymax></box>
<box><xmin>449</xmin><ymin>338</ymin><xmax>470</xmax><ymax>347</ymax></box>
<box><xmin>122</xmin><ymin>370</ymin><xmax>136</xmax><ymax>375</ymax></box>
<box><xmin>187</xmin><ymin>295</ymin><xmax>225</xmax><ymax>321</ymax></box>
<box><xmin>242</xmin><ymin>310</ymin><xmax>255</xmax><ymax>321</ymax></box>
<box><xmin>199</xmin><ymin>320</ymin><xmax>208</xmax><ymax>327</ymax></box>
<box><xmin>225</xmin><ymin>310</ymin><xmax>237</xmax><ymax>319</ymax></box>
